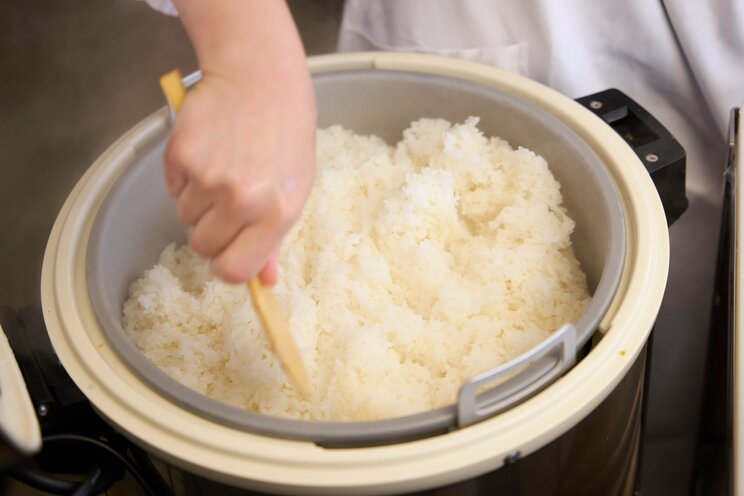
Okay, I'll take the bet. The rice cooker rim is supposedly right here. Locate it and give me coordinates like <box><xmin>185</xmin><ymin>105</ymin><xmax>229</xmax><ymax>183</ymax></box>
<box><xmin>39</xmin><ymin>52</ymin><xmax>669</xmax><ymax>495</ymax></box>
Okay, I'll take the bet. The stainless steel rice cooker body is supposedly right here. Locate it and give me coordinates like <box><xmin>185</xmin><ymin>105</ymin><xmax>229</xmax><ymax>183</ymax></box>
<box><xmin>41</xmin><ymin>53</ymin><xmax>669</xmax><ymax>495</ymax></box>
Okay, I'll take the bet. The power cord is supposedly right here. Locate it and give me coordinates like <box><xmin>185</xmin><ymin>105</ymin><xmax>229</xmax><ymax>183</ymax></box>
<box><xmin>5</xmin><ymin>434</ymin><xmax>175</xmax><ymax>496</ymax></box>
<box><xmin>6</xmin><ymin>464</ymin><xmax>77</xmax><ymax>494</ymax></box>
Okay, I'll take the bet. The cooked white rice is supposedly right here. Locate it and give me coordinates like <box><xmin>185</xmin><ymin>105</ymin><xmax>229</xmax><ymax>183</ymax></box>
<box><xmin>123</xmin><ymin>117</ymin><xmax>590</xmax><ymax>421</ymax></box>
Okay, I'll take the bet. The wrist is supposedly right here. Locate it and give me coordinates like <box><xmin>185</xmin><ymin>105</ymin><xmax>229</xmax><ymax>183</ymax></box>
<box><xmin>173</xmin><ymin>0</ymin><xmax>307</xmax><ymax>81</ymax></box>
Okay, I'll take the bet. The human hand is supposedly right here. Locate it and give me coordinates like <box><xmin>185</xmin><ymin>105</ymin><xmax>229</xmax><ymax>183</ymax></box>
<box><xmin>164</xmin><ymin>1</ymin><xmax>316</xmax><ymax>285</ymax></box>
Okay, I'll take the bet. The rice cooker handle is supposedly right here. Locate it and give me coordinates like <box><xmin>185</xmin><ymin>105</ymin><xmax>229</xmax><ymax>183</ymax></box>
<box><xmin>456</xmin><ymin>323</ymin><xmax>577</xmax><ymax>428</ymax></box>
<box><xmin>575</xmin><ymin>89</ymin><xmax>688</xmax><ymax>226</ymax></box>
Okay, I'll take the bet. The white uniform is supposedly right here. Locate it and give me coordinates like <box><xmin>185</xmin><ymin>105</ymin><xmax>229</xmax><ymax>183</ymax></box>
<box><xmin>338</xmin><ymin>0</ymin><xmax>744</xmax><ymax>491</ymax></box>
<box><xmin>141</xmin><ymin>0</ymin><xmax>177</xmax><ymax>16</ymax></box>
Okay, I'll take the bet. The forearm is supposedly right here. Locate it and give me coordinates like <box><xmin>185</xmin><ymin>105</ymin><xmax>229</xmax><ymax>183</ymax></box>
<box><xmin>171</xmin><ymin>0</ymin><xmax>308</xmax><ymax>80</ymax></box>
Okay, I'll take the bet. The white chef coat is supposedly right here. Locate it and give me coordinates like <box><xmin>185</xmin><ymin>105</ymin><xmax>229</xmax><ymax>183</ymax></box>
<box><xmin>339</xmin><ymin>0</ymin><xmax>742</xmax><ymax>197</ymax></box>
<box><xmin>141</xmin><ymin>0</ymin><xmax>177</xmax><ymax>16</ymax></box>
<box><xmin>338</xmin><ymin>0</ymin><xmax>744</xmax><ymax>492</ymax></box>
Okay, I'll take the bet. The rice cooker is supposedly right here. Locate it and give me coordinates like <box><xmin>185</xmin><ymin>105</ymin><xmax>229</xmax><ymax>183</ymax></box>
<box><xmin>1</xmin><ymin>52</ymin><xmax>686</xmax><ymax>495</ymax></box>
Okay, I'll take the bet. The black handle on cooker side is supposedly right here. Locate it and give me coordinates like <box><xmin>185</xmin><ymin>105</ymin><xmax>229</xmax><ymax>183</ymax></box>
<box><xmin>575</xmin><ymin>89</ymin><xmax>689</xmax><ymax>226</ymax></box>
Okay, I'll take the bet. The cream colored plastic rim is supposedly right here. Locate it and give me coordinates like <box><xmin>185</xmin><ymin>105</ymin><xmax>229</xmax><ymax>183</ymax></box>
<box><xmin>41</xmin><ymin>52</ymin><xmax>669</xmax><ymax>495</ymax></box>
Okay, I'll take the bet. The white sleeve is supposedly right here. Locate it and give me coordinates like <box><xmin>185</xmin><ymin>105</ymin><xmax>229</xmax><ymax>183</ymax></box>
<box><xmin>140</xmin><ymin>0</ymin><xmax>178</xmax><ymax>16</ymax></box>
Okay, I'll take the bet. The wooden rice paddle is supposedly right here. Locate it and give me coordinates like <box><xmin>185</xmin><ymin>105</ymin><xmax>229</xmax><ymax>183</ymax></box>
<box><xmin>159</xmin><ymin>69</ymin><xmax>310</xmax><ymax>398</ymax></box>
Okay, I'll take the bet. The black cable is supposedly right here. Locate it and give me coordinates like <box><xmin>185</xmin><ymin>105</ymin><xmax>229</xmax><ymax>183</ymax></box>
<box><xmin>70</xmin><ymin>465</ymin><xmax>104</xmax><ymax>496</ymax></box>
<box><xmin>5</xmin><ymin>463</ymin><xmax>78</xmax><ymax>494</ymax></box>
<box><xmin>42</xmin><ymin>434</ymin><xmax>174</xmax><ymax>496</ymax></box>
<box><xmin>86</xmin><ymin>454</ymin><xmax>123</xmax><ymax>494</ymax></box>
<box><xmin>64</xmin><ymin>447</ymin><xmax>122</xmax><ymax>496</ymax></box>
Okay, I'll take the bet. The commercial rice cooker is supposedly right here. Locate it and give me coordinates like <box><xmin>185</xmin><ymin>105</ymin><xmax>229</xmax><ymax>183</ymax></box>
<box><xmin>0</xmin><ymin>52</ymin><xmax>688</xmax><ymax>495</ymax></box>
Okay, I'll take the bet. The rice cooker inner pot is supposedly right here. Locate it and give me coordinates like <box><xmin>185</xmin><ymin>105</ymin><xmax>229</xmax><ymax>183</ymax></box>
<box><xmin>85</xmin><ymin>70</ymin><xmax>625</xmax><ymax>446</ymax></box>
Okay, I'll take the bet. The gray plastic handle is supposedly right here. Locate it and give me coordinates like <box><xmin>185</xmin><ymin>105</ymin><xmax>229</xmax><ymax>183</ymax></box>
<box><xmin>457</xmin><ymin>323</ymin><xmax>578</xmax><ymax>427</ymax></box>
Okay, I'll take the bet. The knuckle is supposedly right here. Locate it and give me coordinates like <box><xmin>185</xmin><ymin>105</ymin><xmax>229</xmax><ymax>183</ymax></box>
<box><xmin>226</xmin><ymin>182</ymin><xmax>253</xmax><ymax>212</ymax></box>
<box><xmin>212</xmin><ymin>256</ymin><xmax>252</xmax><ymax>284</ymax></box>
<box><xmin>164</xmin><ymin>137</ymin><xmax>192</xmax><ymax>171</ymax></box>
<box><xmin>193</xmin><ymin>169</ymin><xmax>221</xmax><ymax>190</ymax></box>
<box><xmin>165</xmin><ymin>137</ymin><xmax>215</xmax><ymax>190</ymax></box>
